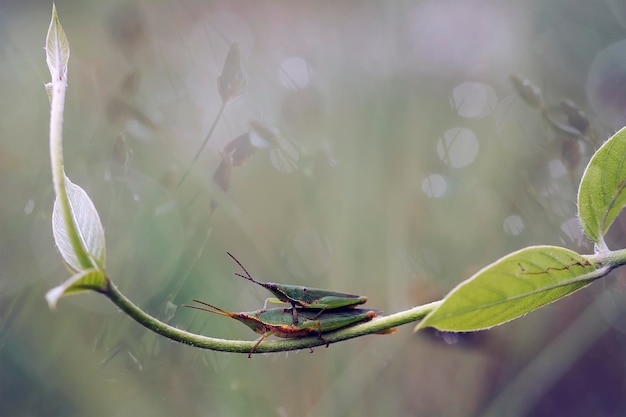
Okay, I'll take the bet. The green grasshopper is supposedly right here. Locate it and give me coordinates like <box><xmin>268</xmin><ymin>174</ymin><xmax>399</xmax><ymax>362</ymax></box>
<box><xmin>184</xmin><ymin>299</ymin><xmax>381</xmax><ymax>357</ymax></box>
<box><xmin>227</xmin><ymin>253</ymin><xmax>368</xmax><ymax>324</ymax></box>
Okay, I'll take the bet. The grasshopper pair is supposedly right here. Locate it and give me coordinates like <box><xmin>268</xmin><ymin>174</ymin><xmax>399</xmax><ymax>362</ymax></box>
<box><xmin>185</xmin><ymin>299</ymin><xmax>381</xmax><ymax>357</ymax></box>
<box><xmin>184</xmin><ymin>254</ymin><xmax>386</xmax><ymax>357</ymax></box>
<box><xmin>226</xmin><ymin>252</ymin><xmax>367</xmax><ymax>323</ymax></box>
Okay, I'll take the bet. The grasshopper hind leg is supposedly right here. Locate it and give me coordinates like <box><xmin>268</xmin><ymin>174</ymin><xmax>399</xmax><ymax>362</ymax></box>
<box><xmin>313</xmin><ymin>319</ymin><xmax>329</xmax><ymax>348</ymax></box>
<box><xmin>248</xmin><ymin>332</ymin><xmax>271</xmax><ymax>358</ymax></box>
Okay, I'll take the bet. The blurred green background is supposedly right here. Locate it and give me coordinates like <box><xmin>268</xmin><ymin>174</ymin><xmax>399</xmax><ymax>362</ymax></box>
<box><xmin>4</xmin><ymin>0</ymin><xmax>626</xmax><ymax>416</ymax></box>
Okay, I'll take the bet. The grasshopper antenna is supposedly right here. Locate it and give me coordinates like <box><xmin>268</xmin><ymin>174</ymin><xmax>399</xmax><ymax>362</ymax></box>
<box><xmin>227</xmin><ymin>252</ymin><xmax>279</xmax><ymax>313</ymax></box>
<box><xmin>227</xmin><ymin>252</ymin><xmax>258</xmax><ymax>283</ymax></box>
<box><xmin>182</xmin><ymin>299</ymin><xmax>231</xmax><ymax>317</ymax></box>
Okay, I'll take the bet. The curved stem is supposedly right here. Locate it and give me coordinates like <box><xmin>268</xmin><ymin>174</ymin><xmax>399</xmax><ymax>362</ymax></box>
<box><xmin>47</xmin><ymin>7</ymin><xmax>93</xmax><ymax>271</ymax></box>
<box><xmin>103</xmin><ymin>278</ymin><xmax>439</xmax><ymax>355</ymax></box>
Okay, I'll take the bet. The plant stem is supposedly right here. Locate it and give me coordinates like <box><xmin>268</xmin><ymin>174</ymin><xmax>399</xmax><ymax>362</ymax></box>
<box><xmin>175</xmin><ymin>101</ymin><xmax>227</xmax><ymax>190</ymax></box>
<box><xmin>590</xmin><ymin>246</ymin><xmax>626</xmax><ymax>267</ymax></box>
<box><xmin>103</xmin><ymin>278</ymin><xmax>439</xmax><ymax>355</ymax></box>
<box><xmin>47</xmin><ymin>6</ymin><xmax>93</xmax><ymax>271</ymax></box>
<box><xmin>49</xmin><ymin>70</ymin><xmax>93</xmax><ymax>271</ymax></box>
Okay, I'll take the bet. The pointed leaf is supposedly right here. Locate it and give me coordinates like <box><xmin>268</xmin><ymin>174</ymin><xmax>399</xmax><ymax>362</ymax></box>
<box><xmin>46</xmin><ymin>3</ymin><xmax>70</xmax><ymax>83</ymax></box>
<box><xmin>52</xmin><ymin>176</ymin><xmax>106</xmax><ymax>271</ymax></box>
<box><xmin>217</xmin><ymin>42</ymin><xmax>245</xmax><ymax>104</ymax></box>
<box><xmin>45</xmin><ymin>269</ymin><xmax>107</xmax><ymax>309</ymax></box>
<box><xmin>416</xmin><ymin>246</ymin><xmax>606</xmax><ymax>332</ymax></box>
<box><xmin>578</xmin><ymin>127</ymin><xmax>626</xmax><ymax>244</ymax></box>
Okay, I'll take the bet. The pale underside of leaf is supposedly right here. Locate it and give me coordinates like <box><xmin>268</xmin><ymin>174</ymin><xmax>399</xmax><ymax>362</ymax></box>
<box><xmin>45</xmin><ymin>268</ymin><xmax>107</xmax><ymax>309</ymax></box>
<box><xmin>416</xmin><ymin>246</ymin><xmax>606</xmax><ymax>332</ymax></box>
<box><xmin>52</xmin><ymin>175</ymin><xmax>106</xmax><ymax>271</ymax></box>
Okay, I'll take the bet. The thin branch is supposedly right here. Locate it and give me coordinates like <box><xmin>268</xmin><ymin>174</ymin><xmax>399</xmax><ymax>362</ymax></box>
<box><xmin>103</xmin><ymin>278</ymin><xmax>439</xmax><ymax>356</ymax></box>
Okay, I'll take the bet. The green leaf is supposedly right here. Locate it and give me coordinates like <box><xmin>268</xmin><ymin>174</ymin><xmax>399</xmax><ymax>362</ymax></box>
<box><xmin>46</xmin><ymin>3</ymin><xmax>70</xmax><ymax>83</ymax></box>
<box><xmin>45</xmin><ymin>268</ymin><xmax>107</xmax><ymax>309</ymax></box>
<box><xmin>52</xmin><ymin>175</ymin><xmax>106</xmax><ymax>271</ymax></box>
<box><xmin>578</xmin><ymin>126</ymin><xmax>626</xmax><ymax>245</ymax></box>
<box><xmin>415</xmin><ymin>246</ymin><xmax>607</xmax><ymax>332</ymax></box>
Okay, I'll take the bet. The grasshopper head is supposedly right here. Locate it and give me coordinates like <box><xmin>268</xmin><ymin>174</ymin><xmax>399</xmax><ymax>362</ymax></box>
<box><xmin>184</xmin><ymin>299</ymin><xmax>269</xmax><ymax>335</ymax></box>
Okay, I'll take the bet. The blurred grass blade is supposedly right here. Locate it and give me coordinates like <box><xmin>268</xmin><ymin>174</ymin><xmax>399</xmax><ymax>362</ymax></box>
<box><xmin>52</xmin><ymin>175</ymin><xmax>106</xmax><ymax>271</ymax></box>
<box><xmin>175</xmin><ymin>42</ymin><xmax>243</xmax><ymax>190</ymax></box>
<box><xmin>46</xmin><ymin>268</ymin><xmax>107</xmax><ymax>309</ymax></box>
<box><xmin>416</xmin><ymin>246</ymin><xmax>607</xmax><ymax>332</ymax></box>
<box><xmin>578</xmin><ymin>126</ymin><xmax>626</xmax><ymax>246</ymax></box>
<box><xmin>46</xmin><ymin>3</ymin><xmax>70</xmax><ymax>83</ymax></box>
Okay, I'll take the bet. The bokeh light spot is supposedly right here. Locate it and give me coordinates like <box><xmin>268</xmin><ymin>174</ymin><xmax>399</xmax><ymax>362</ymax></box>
<box><xmin>437</xmin><ymin>127</ymin><xmax>480</xmax><ymax>168</ymax></box>
<box><xmin>279</xmin><ymin>57</ymin><xmax>311</xmax><ymax>90</ymax></box>
<box><xmin>452</xmin><ymin>81</ymin><xmax>497</xmax><ymax>118</ymax></box>
<box><xmin>587</xmin><ymin>40</ymin><xmax>626</xmax><ymax>130</ymax></box>
<box><xmin>503</xmin><ymin>215</ymin><xmax>524</xmax><ymax>236</ymax></box>
<box><xmin>548</xmin><ymin>159</ymin><xmax>567</xmax><ymax>178</ymax></box>
<box><xmin>422</xmin><ymin>174</ymin><xmax>448</xmax><ymax>198</ymax></box>
<box><xmin>561</xmin><ymin>217</ymin><xmax>585</xmax><ymax>247</ymax></box>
